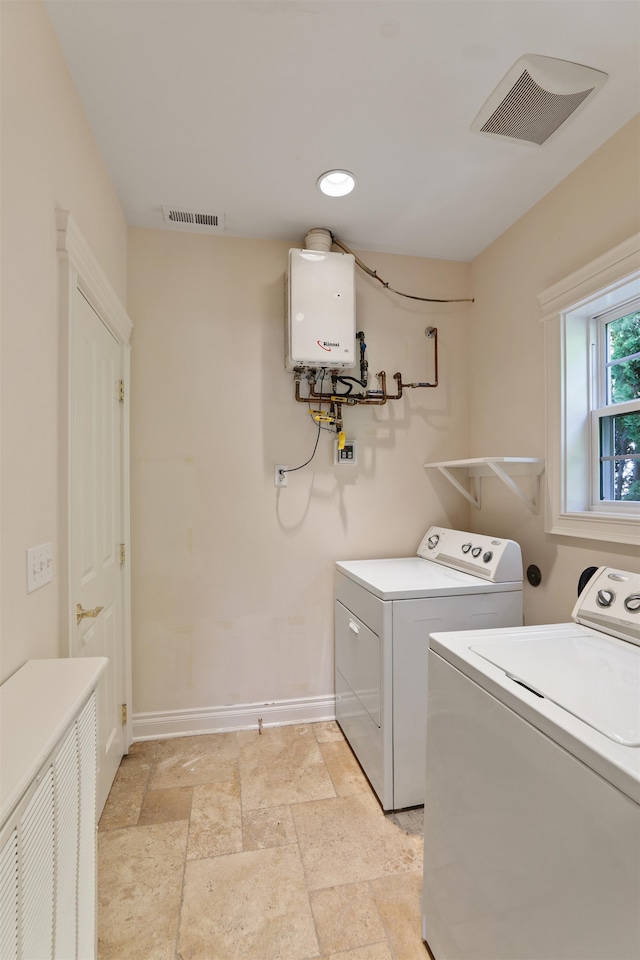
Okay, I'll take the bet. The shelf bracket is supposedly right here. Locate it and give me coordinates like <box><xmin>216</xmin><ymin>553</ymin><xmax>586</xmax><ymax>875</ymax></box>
<box><xmin>484</xmin><ymin>461</ymin><xmax>540</xmax><ymax>514</ymax></box>
<box><xmin>434</xmin><ymin>465</ymin><xmax>481</xmax><ymax>509</ymax></box>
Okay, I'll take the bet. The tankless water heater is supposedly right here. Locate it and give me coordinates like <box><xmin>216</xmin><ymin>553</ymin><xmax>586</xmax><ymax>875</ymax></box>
<box><xmin>285</xmin><ymin>248</ymin><xmax>355</xmax><ymax>371</ymax></box>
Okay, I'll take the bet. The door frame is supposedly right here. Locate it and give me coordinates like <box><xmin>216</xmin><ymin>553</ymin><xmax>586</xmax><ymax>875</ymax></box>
<box><xmin>56</xmin><ymin>209</ymin><xmax>133</xmax><ymax>749</ymax></box>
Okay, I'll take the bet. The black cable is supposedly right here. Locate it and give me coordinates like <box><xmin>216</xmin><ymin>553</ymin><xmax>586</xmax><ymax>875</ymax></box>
<box><xmin>280</xmin><ymin>418</ymin><xmax>322</xmax><ymax>478</ymax></box>
<box><xmin>331</xmin><ymin>234</ymin><xmax>474</xmax><ymax>304</ymax></box>
<box><xmin>280</xmin><ymin>369</ymin><xmax>326</xmax><ymax>479</ymax></box>
<box><xmin>341</xmin><ymin>378</ymin><xmax>366</xmax><ymax>386</ymax></box>
<box><xmin>337</xmin><ymin>376</ymin><xmax>366</xmax><ymax>390</ymax></box>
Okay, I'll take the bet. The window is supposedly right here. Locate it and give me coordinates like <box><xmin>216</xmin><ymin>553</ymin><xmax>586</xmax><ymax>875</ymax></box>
<box><xmin>539</xmin><ymin>234</ymin><xmax>640</xmax><ymax>545</ymax></box>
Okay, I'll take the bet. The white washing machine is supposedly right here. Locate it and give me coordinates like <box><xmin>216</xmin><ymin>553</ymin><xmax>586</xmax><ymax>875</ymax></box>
<box><xmin>422</xmin><ymin>565</ymin><xmax>640</xmax><ymax>960</ymax></box>
<box><xmin>334</xmin><ymin>526</ymin><xmax>523</xmax><ymax>812</ymax></box>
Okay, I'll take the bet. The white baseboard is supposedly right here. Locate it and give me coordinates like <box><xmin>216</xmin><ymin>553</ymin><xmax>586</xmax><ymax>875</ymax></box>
<box><xmin>132</xmin><ymin>693</ymin><xmax>336</xmax><ymax>741</ymax></box>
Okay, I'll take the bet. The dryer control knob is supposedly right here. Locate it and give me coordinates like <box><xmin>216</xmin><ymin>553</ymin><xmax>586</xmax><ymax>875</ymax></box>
<box><xmin>483</xmin><ymin>551</ymin><xmax>493</xmax><ymax>563</ymax></box>
<box><xmin>427</xmin><ymin>535</ymin><xmax>440</xmax><ymax>549</ymax></box>
<box><xmin>596</xmin><ymin>589</ymin><xmax>615</xmax><ymax>607</ymax></box>
<box><xmin>624</xmin><ymin>594</ymin><xmax>640</xmax><ymax>613</ymax></box>
<box><xmin>461</xmin><ymin>543</ymin><xmax>472</xmax><ymax>554</ymax></box>
<box><xmin>471</xmin><ymin>546</ymin><xmax>482</xmax><ymax>558</ymax></box>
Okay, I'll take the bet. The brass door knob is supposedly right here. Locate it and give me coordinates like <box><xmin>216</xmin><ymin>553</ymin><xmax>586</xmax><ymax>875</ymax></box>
<box><xmin>76</xmin><ymin>603</ymin><xmax>104</xmax><ymax>625</ymax></box>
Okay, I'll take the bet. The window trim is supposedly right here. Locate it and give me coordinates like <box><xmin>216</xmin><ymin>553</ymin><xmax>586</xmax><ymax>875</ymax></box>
<box><xmin>591</xmin><ymin>301</ymin><xmax>640</xmax><ymax>508</ymax></box>
<box><xmin>539</xmin><ymin>233</ymin><xmax>640</xmax><ymax>545</ymax></box>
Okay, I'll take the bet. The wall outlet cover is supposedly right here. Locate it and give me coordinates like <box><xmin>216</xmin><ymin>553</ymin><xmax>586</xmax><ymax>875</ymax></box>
<box><xmin>274</xmin><ymin>465</ymin><xmax>288</xmax><ymax>487</ymax></box>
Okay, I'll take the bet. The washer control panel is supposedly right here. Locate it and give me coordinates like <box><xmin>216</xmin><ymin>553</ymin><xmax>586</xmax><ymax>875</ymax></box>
<box><xmin>416</xmin><ymin>527</ymin><xmax>522</xmax><ymax>583</ymax></box>
<box><xmin>573</xmin><ymin>566</ymin><xmax>640</xmax><ymax>646</ymax></box>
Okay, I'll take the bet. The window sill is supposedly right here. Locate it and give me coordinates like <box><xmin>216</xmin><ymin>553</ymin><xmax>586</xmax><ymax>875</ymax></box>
<box><xmin>548</xmin><ymin>509</ymin><xmax>639</xmax><ymax>545</ymax></box>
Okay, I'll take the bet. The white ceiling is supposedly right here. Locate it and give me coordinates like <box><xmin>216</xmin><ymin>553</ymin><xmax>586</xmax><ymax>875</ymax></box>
<box><xmin>44</xmin><ymin>1</ymin><xmax>640</xmax><ymax>262</ymax></box>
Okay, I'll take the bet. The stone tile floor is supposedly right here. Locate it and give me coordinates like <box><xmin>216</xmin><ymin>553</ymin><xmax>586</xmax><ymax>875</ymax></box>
<box><xmin>98</xmin><ymin>721</ymin><xmax>428</xmax><ymax>960</ymax></box>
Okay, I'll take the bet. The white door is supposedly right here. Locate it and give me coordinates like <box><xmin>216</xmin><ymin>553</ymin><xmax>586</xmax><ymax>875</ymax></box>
<box><xmin>73</xmin><ymin>288</ymin><xmax>125</xmax><ymax>815</ymax></box>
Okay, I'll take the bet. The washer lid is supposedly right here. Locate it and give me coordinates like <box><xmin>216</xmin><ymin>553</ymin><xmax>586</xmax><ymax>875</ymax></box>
<box><xmin>471</xmin><ymin>630</ymin><xmax>640</xmax><ymax>746</ymax></box>
<box><xmin>335</xmin><ymin>557</ymin><xmax>521</xmax><ymax>600</ymax></box>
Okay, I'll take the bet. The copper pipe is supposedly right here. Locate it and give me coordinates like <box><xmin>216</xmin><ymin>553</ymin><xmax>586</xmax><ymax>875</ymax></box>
<box><xmin>307</xmin><ymin>375</ymin><xmax>367</xmax><ymax>402</ymax></box>
<box><xmin>307</xmin><ymin>376</ymin><xmax>338</xmax><ymax>401</ymax></box>
<box><xmin>329</xmin><ymin>370</ymin><xmax>389</xmax><ymax>405</ymax></box>
<box><xmin>294</xmin><ymin>377</ymin><xmax>311</xmax><ymax>403</ymax></box>
<box><xmin>401</xmin><ymin>326</ymin><xmax>438</xmax><ymax>389</ymax></box>
<box><xmin>381</xmin><ymin>372</ymin><xmax>403</xmax><ymax>400</ymax></box>
<box><xmin>301</xmin><ymin>371</ymin><xmax>389</xmax><ymax>405</ymax></box>
<box><xmin>341</xmin><ymin>371</ymin><xmax>388</xmax><ymax>405</ymax></box>
<box><xmin>293</xmin><ymin>328</ymin><xmax>437</xmax><ymax>408</ymax></box>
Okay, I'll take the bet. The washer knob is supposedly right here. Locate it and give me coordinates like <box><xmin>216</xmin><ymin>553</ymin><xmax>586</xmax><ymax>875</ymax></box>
<box><xmin>427</xmin><ymin>534</ymin><xmax>439</xmax><ymax>549</ymax></box>
<box><xmin>471</xmin><ymin>546</ymin><xmax>482</xmax><ymax>558</ymax></box>
<box><xmin>624</xmin><ymin>594</ymin><xmax>640</xmax><ymax>613</ymax></box>
<box><xmin>461</xmin><ymin>543</ymin><xmax>472</xmax><ymax>554</ymax></box>
<box><xmin>483</xmin><ymin>551</ymin><xmax>493</xmax><ymax>563</ymax></box>
<box><xmin>596</xmin><ymin>589</ymin><xmax>615</xmax><ymax>608</ymax></box>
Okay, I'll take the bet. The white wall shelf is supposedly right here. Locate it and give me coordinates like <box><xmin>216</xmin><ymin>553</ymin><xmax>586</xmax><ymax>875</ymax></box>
<box><xmin>424</xmin><ymin>457</ymin><xmax>545</xmax><ymax>513</ymax></box>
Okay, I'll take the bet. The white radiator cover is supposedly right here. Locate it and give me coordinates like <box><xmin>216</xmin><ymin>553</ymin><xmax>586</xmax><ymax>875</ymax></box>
<box><xmin>0</xmin><ymin>658</ymin><xmax>107</xmax><ymax>960</ymax></box>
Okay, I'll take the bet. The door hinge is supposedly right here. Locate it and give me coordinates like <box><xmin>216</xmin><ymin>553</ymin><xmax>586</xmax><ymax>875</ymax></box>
<box><xmin>121</xmin><ymin>703</ymin><xmax>128</xmax><ymax>725</ymax></box>
<box><xmin>119</xmin><ymin>543</ymin><xmax>126</xmax><ymax>565</ymax></box>
<box><xmin>118</xmin><ymin>380</ymin><xmax>125</xmax><ymax>403</ymax></box>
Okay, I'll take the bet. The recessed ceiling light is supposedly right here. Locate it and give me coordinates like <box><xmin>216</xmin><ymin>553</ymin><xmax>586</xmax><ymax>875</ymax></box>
<box><xmin>317</xmin><ymin>170</ymin><xmax>356</xmax><ymax>197</ymax></box>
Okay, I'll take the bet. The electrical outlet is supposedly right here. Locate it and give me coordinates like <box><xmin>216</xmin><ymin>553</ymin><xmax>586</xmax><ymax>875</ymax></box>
<box><xmin>26</xmin><ymin>542</ymin><xmax>54</xmax><ymax>594</ymax></box>
<box><xmin>274</xmin><ymin>465</ymin><xmax>288</xmax><ymax>487</ymax></box>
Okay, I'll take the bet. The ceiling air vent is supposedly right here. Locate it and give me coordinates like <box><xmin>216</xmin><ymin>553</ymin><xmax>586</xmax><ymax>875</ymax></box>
<box><xmin>471</xmin><ymin>54</ymin><xmax>607</xmax><ymax>146</ymax></box>
<box><xmin>162</xmin><ymin>205</ymin><xmax>225</xmax><ymax>232</ymax></box>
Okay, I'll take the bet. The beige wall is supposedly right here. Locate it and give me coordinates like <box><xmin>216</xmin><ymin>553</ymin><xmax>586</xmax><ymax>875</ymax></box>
<box><xmin>129</xmin><ymin>120</ymin><xmax>640</xmax><ymax>721</ymax></box>
<box><xmin>468</xmin><ymin>116</ymin><xmax>640</xmax><ymax>626</ymax></box>
<box><xmin>128</xmin><ymin>229</ymin><xmax>471</xmax><ymax>715</ymax></box>
<box><xmin>0</xmin><ymin>1</ymin><xmax>128</xmax><ymax>682</ymax></box>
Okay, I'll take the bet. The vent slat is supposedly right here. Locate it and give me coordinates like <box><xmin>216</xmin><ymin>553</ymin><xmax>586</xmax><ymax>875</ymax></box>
<box><xmin>471</xmin><ymin>55</ymin><xmax>606</xmax><ymax>146</ymax></box>
<box><xmin>77</xmin><ymin>695</ymin><xmax>97</xmax><ymax>959</ymax></box>
<box><xmin>21</xmin><ymin>769</ymin><xmax>55</xmax><ymax>960</ymax></box>
<box><xmin>54</xmin><ymin>726</ymin><xmax>80</xmax><ymax>960</ymax></box>
<box><xmin>162</xmin><ymin>205</ymin><xmax>224</xmax><ymax>232</ymax></box>
<box><xmin>0</xmin><ymin>830</ymin><xmax>18</xmax><ymax>960</ymax></box>
<box><xmin>480</xmin><ymin>70</ymin><xmax>593</xmax><ymax>144</ymax></box>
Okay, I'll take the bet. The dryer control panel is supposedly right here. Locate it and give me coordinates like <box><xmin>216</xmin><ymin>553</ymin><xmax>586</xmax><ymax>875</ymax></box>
<box><xmin>417</xmin><ymin>526</ymin><xmax>523</xmax><ymax>584</ymax></box>
<box><xmin>573</xmin><ymin>566</ymin><xmax>640</xmax><ymax>646</ymax></box>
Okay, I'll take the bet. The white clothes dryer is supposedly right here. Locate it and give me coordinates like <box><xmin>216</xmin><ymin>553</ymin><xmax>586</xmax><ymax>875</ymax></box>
<box><xmin>334</xmin><ymin>526</ymin><xmax>523</xmax><ymax>811</ymax></box>
<box><xmin>422</xmin><ymin>565</ymin><xmax>640</xmax><ymax>960</ymax></box>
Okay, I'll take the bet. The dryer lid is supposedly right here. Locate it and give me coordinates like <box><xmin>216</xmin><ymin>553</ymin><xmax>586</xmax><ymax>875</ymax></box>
<box><xmin>471</xmin><ymin>630</ymin><xmax>640</xmax><ymax>746</ymax></box>
<box><xmin>335</xmin><ymin>556</ymin><xmax>521</xmax><ymax>600</ymax></box>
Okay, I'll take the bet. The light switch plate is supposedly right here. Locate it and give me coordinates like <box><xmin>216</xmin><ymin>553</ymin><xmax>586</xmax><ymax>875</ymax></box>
<box><xmin>26</xmin><ymin>542</ymin><xmax>53</xmax><ymax>593</ymax></box>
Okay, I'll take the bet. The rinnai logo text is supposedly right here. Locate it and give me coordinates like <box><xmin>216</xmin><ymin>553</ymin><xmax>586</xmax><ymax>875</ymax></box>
<box><xmin>318</xmin><ymin>340</ymin><xmax>340</xmax><ymax>351</ymax></box>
